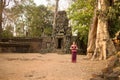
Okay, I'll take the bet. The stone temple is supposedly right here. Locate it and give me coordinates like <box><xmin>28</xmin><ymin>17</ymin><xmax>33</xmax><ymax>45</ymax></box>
<box><xmin>0</xmin><ymin>11</ymin><xmax>72</xmax><ymax>53</ymax></box>
<box><xmin>53</xmin><ymin>11</ymin><xmax>72</xmax><ymax>53</ymax></box>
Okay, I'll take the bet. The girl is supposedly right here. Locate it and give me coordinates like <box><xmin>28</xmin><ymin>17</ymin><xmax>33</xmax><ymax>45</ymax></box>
<box><xmin>70</xmin><ymin>42</ymin><xmax>78</xmax><ymax>63</ymax></box>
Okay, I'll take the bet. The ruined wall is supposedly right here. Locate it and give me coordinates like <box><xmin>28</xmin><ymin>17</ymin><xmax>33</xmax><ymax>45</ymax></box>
<box><xmin>0</xmin><ymin>11</ymin><xmax>72</xmax><ymax>53</ymax></box>
<box><xmin>0</xmin><ymin>38</ymin><xmax>42</xmax><ymax>53</ymax></box>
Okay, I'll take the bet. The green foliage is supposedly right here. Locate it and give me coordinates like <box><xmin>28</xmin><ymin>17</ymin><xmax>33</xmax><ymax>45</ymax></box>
<box><xmin>108</xmin><ymin>0</ymin><xmax>120</xmax><ymax>38</ymax></box>
<box><xmin>25</xmin><ymin>5</ymin><xmax>53</xmax><ymax>37</ymax></box>
<box><xmin>5</xmin><ymin>0</ymin><xmax>53</xmax><ymax>38</ymax></box>
<box><xmin>1</xmin><ymin>25</ymin><xmax>13</xmax><ymax>38</ymax></box>
<box><xmin>44</xmin><ymin>27</ymin><xmax>52</xmax><ymax>36</ymax></box>
<box><xmin>76</xmin><ymin>25</ymin><xmax>89</xmax><ymax>45</ymax></box>
<box><xmin>96</xmin><ymin>0</ymin><xmax>120</xmax><ymax>37</ymax></box>
<box><xmin>1</xmin><ymin>30</ymin><xmax>13</xmax><ymax>38</ymax></box>
<box><xmin>4</xmin><ymin>0</ymin><xmax>35</xmax><ymax>37</ymax></box>
<box><xmin>68</xmin><ymin>0</ymin><xmax>120</xmax><ymax>43</ymax></box>
<box><xmin>67</xmin><ymin>0</ymin><xmax>95</xmax><ymax>44</ymax></box>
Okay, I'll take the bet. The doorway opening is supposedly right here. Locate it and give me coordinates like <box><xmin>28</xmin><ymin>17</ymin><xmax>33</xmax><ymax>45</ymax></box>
<box><xmin>57</xmin><ymin>38</ymin><xmax>63</xmax><ymax>49</ymax></box>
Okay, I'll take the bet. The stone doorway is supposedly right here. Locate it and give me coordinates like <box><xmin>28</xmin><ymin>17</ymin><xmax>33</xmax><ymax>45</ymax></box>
<box><xmin>57</xmin><ymin>38</ymin><xmax>63</xmax><ymax>49</ymax></box>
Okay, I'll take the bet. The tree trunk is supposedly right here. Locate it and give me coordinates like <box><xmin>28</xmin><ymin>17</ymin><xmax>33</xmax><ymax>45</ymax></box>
<box><xmin>87</xmin><ymin>0</ymin><xmax>116</xmax><ymax>60</ymax></box>
<box><xmin>87</xmin><ymin>9</ymin><xmax>98</xmax><ymax>58</ymax></box>
<box><xmin>52</xmin><ymin>0</ymin><xmax>59</xmax><ymax>49</ymax></box>
<box><xmin>0</xmin><ymin>0</ymin><xmax>3</xmax><ymax>37</ymax></box>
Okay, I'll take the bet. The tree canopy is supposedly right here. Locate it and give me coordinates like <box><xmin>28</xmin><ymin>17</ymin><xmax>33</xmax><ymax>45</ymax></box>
<box><xmin>67</xmin><ymin>0</ymin><xmax>95</xmax><ymax>44</ymax></box>
<box><xmin>108</xmin><ymin>0</ymin><xmax>120</xmax><ymax>37</ymax></box>
<box><xmin>1</xmin><ymin>0</ymin><xmax>54</xmax><ymax>38</ymax></box>
<box><xmin>68</xmin><ymin>0</ymin><xmax>120</xmax><ymax>43</ymax></box>
<box><xmin>1</xmin><ymin>0</ymin><xmax>120</xmax><ymax>40</ymax></box>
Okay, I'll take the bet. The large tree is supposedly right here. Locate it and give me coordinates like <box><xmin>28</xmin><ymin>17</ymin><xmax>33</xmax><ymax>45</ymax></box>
<box><xmin>52</xmin><ymin>0</ymin><xmax>59</xmax><ymax>49</ymax></box>
<box><xmin>25</xmin><ymin>5</ymin><xmax>53</xmax><ymax>37</ymax></box>
<box><xmin>87</xmin><ymin>0</ymin><xmax>117</xmax><ymax>60</ymax></box>
<box><xmin>2</xmin><ymin>0</ymin><xmax>35</xmax><ymax>37</ymax></box>
<box><xmin>3</xmin><ymin>0</ymin><xmax>53</xmax><ymax>37</ymax></box>
<box><xmin>0</xmin><ymin>0</ymin><xmax>8</xmax><ymax>37</ymax></box>
<box><xmin>67</xmin><ymin>0</ymin><xmax>95</xmax><ymax>53</ymax></box>
<box><xmin>68</xmin><ymin>0</ymin><xmax>119</xmax><ymax>57</ymax></box>
<box><xmin>0</xmin><ymin>0</ymin><xmax>26</xmax><ymax>37</ymax></box>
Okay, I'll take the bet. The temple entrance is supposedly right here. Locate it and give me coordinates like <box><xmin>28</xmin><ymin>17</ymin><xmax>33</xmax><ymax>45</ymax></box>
<box><xmin>57</xmin><ymin>38</ymin><xmax>63</xmax><ymax>49</ymax></box>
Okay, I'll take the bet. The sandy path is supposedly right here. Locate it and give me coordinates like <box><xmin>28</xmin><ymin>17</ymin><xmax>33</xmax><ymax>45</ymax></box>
<box><xmin>0</xmin><ymin>53</ymin><xmax>107</xmax><ymax>80</ymax></box>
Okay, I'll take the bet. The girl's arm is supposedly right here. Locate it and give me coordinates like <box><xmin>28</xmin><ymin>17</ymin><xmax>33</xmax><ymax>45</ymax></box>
<box><xmin>70</xmin><ymin>45</ymin><xmax>73</xmax><ymax>50</ymax></box>
<box><xmin>76</xmin><ymin>45</ymin><xmax>78</xmax><ymax>50</ymax></box>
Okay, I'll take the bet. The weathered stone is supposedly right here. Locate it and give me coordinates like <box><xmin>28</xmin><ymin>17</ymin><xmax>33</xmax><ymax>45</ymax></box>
<box><xmin>91</xmin><ymin>52</ymin><xmax>120</xmax><ymax>80</ymax></box>
<box><xmin>0</xmin><ymin>38</ymin><xmax>42</xmax><ymax>53</ymax></box>
<box><xmin>104</xmin><ymin>72</ymin><xmax>119</xmax><ymax>79</ymax></box>
<box><xmin>53</xmin><ymin>11</ymin><xmax>71</xmax><ymax>53</ymax></box>
<box><xmin>90</xmin><ymin>77</ymin><xmax>104</xmax><ymax>80</ymax></box>
<box><xmin>0</xmin><ymin>10</ymin><xmax>72</xmax><ymax>53</ymax></box>
<box><xmin>102</xmin><ymin>67</ymin><xmax>113</xmax><ymax>74</ymax></box>
<box><xmin>92</xmin><ymin>74</ymin><xmax>104</xmax><ymax>78</ymax></box>
<box><xmin>113</xmin><ymin>67</ymin><xmax>120</xmax><ymax>76</ymax></box>
<box><xmin>107</xmin><ymin>55</ymin><xmax>118</xmax><ymax>68</ymax></box>
<box><xmin>102</xmin><ymin>69</ymin><xmax>119</xmax><ymax>80</ymax></box>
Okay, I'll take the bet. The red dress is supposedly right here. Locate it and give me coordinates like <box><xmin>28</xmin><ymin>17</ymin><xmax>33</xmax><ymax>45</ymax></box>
<box><xmin>70</xmin><ymin>45</ymin><xmax>78</xmax><ymax>63</ymax></box>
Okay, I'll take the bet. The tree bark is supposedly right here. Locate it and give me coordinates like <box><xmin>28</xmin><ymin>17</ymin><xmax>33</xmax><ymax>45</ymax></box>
<box><xmin>52</xmin><ymin>0</ymin><xmax>59</xmax><ymax>49</ymax></box>
<box><xmin>87</xmin><ymin>0</ymin><xmax>116</xmax><ymax>60</ymax></box>
<box><xmin>0</xmin><ymin>0</ymin><xmax>3</xmax><ymax>37</ymax></box>
<box><xmin>87</xmin><ymin>9</ymin><xmax>98</xmax><ymax>58</ymax></box>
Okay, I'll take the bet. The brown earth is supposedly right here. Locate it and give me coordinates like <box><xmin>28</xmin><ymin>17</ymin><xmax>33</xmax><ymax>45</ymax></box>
<box><xmin>0</xmin><ymin>53</ymin><xmax>107</xmax><ymax>80</ymax></box>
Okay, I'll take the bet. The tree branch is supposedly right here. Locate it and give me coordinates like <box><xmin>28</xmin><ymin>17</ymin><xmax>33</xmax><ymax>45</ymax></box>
<box><xmin>4</xmin><ymin>0</ymin><xmax>11</xmax><ymax>7</ymax></box>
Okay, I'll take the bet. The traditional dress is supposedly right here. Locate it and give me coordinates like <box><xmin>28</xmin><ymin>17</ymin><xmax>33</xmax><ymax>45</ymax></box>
<box><xmin>70</xmin><ymin>44</ymin><xmax>78</xmax><ymax>63</ymax></box>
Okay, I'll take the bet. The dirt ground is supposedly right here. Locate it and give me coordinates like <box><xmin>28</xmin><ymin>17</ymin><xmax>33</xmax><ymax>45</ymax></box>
<box><xmin>0</xmin><ymin>53</ymin><xmax>107</xmax><ymax>80</ymax></box>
